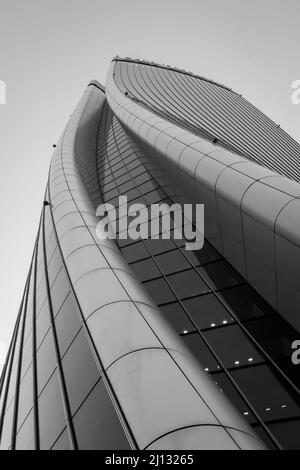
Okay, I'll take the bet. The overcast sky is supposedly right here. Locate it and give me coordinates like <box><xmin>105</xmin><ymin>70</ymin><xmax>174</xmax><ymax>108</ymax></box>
<box><xmin>0</xmin><ymin>0</ymin><xmax>299</xmax><ymax>370</ymax></box>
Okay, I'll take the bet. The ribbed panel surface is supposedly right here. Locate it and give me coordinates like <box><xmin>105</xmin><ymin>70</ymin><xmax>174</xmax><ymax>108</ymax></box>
<box><xmin>113</xmin><ymin>59</ymin><xmax>300</xmax><ymax>182</ymax></box>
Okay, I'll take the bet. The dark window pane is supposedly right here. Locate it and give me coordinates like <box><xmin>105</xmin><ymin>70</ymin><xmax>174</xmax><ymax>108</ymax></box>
<box><xmin>39</xmin><ymin>371</ymin><xmax>66</xmax><ymax>450</ymax></box>
<box><xmin>251</xmin><ymin>425</ymin><xmax>277</xmax><ymax>450</ymax></box>
<box><xmin>144</xmin><ymin>237</ymin><xmax>176</xmax><ymax>255</ymax></box>
<box><xmin>121</xmin><ymin>241</ymin><xmax>150</xmax><ymax>263</ymax></box>
<box><xmin>203</xmin><ymin>324</ymin><xmax>264</xmax><ymax>368</ymax></box>
<box><xmin>160</xmin><ymin>302</ymin><xmax>195</xmax><ymax>335</ymax></box>
<box><xmin>189</xmin><ymin>241</ymin><xmax>222</xmax><ymax>266</ymax></box>
<box><xmin>62</xmin><ymin>329</ymin><xmax>101</xmax><ymax>415</ymax></box>
<box><xmin>130</xmin><ymin>258</ymin><xmax>161</xmax><ymax>282</ymax></box>
<box><xmin>155</xmin><ymin>249</ymin><xmax>190</xmax><ymax>275</ymax></box>
<box><xmin>183</xmin><ymin>294</ymin><xmax>234</xmax><ymax>330</ymax></box>
<box><xmin>197</xmin><ymin>260</ymin><xmax>243</xmax><ymax>290</ymax></box>
<box><xmin>231</xmin><ymin>364</ymin><xmax>300</xmax><ymax>422</ymax></box>
<box><xmin>268</xmin><ymin>420</ymin><xmax>300</xmax><ymax>450</ymax></box>
<box><xmin>167</xmin><ymin>269</ymin><xmax>210</xmax><ymax>299</ymax></box>
<box><xmin>73</xmin><ymin>380</ymin><xmax>130</xmax><ymax>450</ymax></box>
<box><xmin>143</xmin><ymin>278</ymin><xmax>175</xmax><ymax>305</ymax></box>
<box><xmin>213</xmin><ymin>372</ymin><xmax>257</xmax><ymax>425</ymax></box>
<box><xmin>244</xmin><ymin>315</ymin><xmax>297</xmax><ymax>362</ymax></box>
<box><xmin>217</xmin><ymin>285</ymin><xmax>274</xmax><ymax>321</ymax></box>
<box><xmin>182</xmin><ymin>333</ymin><xmax>220</xmax><ymax>372</ymax></box>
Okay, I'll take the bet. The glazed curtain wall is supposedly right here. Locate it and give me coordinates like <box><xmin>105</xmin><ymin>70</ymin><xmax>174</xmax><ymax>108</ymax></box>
<box><xmin>96</xmin><ymin>100</ymin><xmax>300</xmax><ymax>450</ymax></box>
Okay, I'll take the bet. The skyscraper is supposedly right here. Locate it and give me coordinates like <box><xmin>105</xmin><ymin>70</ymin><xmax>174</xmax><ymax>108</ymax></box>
<box><xmin>1</xmin><ymin>57</ymin><xmax>300</xmax><ymax>450</ymax></box>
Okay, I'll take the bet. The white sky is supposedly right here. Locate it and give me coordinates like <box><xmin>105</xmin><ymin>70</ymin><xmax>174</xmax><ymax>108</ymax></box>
<box><xmin>0</xmin><ymin>0</ymin><xmax>299</xmax><ymax>366</ymax></box>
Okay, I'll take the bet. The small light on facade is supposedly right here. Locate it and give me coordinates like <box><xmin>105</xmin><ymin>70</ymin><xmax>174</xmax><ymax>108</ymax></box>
<box><xmin>211</xmin><ymin>323</ymin><xmax>216</xmax><ymax>327</ymax></box>
<box><xmin>235</xmin><ymin>361</ymin><xmax>240</xmax><ymax>365</ymax></box>
<box><xmin>281</xmin><ymin>405</ymin><xmax>287</xmax><ymax>409</ymax></box>
<box><xmin>205</xmin><ymin>368</ymin><xmax>209</xmax><ymax>372</ymax></box>
<box><xmin>248</xmin><ymin>358</ymin><xmax>254</xmax><ymax>362</ymax></box>
<box><xmin>243</xmin><ymin>412</ymin><xmax>249</xmax><ymax>416</ymax></box>
<box><xmin>223</xmin><ymin>320</ymin><xmax>228</xmax><ymax>325</ymax></box>
<box><xmin>265</xmin><ymin>408</ymin><xmax>271</xmax><ymax>412</ymax></box>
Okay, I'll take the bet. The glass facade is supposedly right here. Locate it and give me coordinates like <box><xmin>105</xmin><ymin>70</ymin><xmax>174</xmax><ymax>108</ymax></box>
<box><xmin>96</xmin><ymin>102</ymin><xmax>300</xmax><ymax>450</ymax></box>
<box><xmin>1</xmin><ymin>58</ymin><xmax>300</xmax><ymax>450</ymax></box>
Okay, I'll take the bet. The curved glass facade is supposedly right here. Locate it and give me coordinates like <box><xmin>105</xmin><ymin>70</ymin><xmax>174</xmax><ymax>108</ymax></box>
<box><xmin>1</xmin><ymin>58</ymin><xmax>300</xmax><ymax>450</ymax></box>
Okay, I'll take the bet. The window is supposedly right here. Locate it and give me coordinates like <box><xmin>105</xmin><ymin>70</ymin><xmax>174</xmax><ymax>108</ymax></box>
<box><xmin>231</xmin><ymin>364</ymin><xmax>300</xmax><ymax>422</ymax></box>
<box><xmin>155</xmin><ymin>249</ymin><xmax>190</xmax><ymax>275</ymax></box>
<box><xmin>204</xmin><ymin>324</ymin><xmax>263</xmax><ymax>369</ymax></box>
<box><xmin>217</xmin><ymin>285</ymin><xmax>274</xmax><ymax>321</ymax></box>
<box><xmin>130</xmin><ymin>258</ymin><xmax>161</xmax><ymax>282</ymax></box>
<box><xmin>160</xmin><ymin>302</ymin><xmax>195</xmax><ymax>335</ymax></box>
<box><xmin>197</xmin><ymin>260</ymin><xmax>243</xmax><ymax>290</ymax></box>
<box><xmin>213</xmin><ymin>372</ymin><xmax>257</xmax><ymax>425</ymax></box>
<box><xmin>143</xmin><ymin>278</ymin><xmax>175</xmax><ymax>305</ymax></box>
<box><xmin>182</xmin><ymin>333</ymin><xmax>220</xmax><ymax>372</ymax></box>
<box><xmin>268</xmin><ymin>420</ymin><xmax>300</xmax><ymax>450</ymax></box>
<box><xmin>183</xmin><ymin>294</ymin><xmax>233</xmax><ymax>330</ymax></box>
<box><xmin>121</xmin><ymin>241</ymin><xmax>150</xmax><ymax>263</ymax></box>
<box><xmin>167</xmin><ymin>269</ymin><xmax>210</xmax><ymax>299</ymax></box>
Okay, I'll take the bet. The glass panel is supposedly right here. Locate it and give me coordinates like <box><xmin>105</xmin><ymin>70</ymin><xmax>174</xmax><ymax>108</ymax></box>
<box><xmin>231</xmin><ymin>364</ymin><xmax>300</xmax><ymax>422</ymax></box>
<box><xmin>142</xmin><ymin>278</ymin><xmax>175</xmax><ymax>305</ymax></box>
<box><xmin>155</xmin><ymin>249</ymin><xmax>190</xmax><ymax>275</ymax></box>
<box><xmin>183</xmin><ymin>294</ymin><xmax>234</xmax><ymax>330</ymax></box>
<box><xmin>167</xmin><ymin>269</ymin><xmax>210</xmax><ymax>299</ymax></box>
<box><xmin>182</xmin><ymin>333</ymin><xmax>220</xmax><ymax>372</ymax></box>
<box><xmin>268</xmin><ymin>420</ymin><xmax>300</xmax><ymax>450</ymax></box>
<box><xmin>212</xmin><ymin>371</ymin><xmax>257</xmax><ymax>425</ymax></box>
<box><xmin>217</xmin><ymin>285</ymin><xmax>274</xmax><ymax>321</ymax></box>
<box><xmin>192</xmin><ymin>242</ymin><xmax>222</xmax><ymax>265</ymax></box>
<box><xmin>160</xmin><ymin>302</ymin><xmax>195</xmax><ymax>335</ymax></box>
<box><xmin>244</xmin><ymin>315</ymin><xmax>297</xmax><ymax>362</ymax></box>
<box><xmin>203</xmin><ymin>324</ymin><xmax>264</xmax><ymax>369</ymax></box>
<box><xmin>121</xmin><ymin>241</ymin><xmax>150</xmax><ymax>263</ymax></box>
<box><xmin>130</xmin><ymin>258</ymin><xmax>161</xmax><ymax>282</ymax></box>
<box><xmin>144</xmin><ymin>237</ymin><xmax>176</xmax><ymax>255</ymax></box>
<box><xmin>197</xmin><ymin>260</ymin><xmax>243</xmax><ymax>290</ymax></box>
<box><xmin>73</xmin><ymin>380</ymin><xmax>130</xmax><ymax>450</ymax></box>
